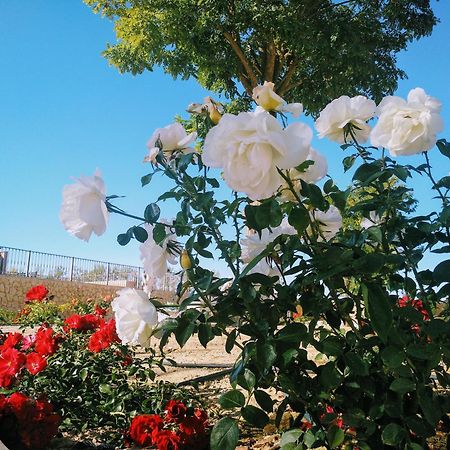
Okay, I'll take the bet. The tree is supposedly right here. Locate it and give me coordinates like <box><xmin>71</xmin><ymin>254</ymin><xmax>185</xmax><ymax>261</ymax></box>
<box><xmin>84</xmin><ymin>0</ymin><xmax>437</xmax><ymax>113</ymax></box>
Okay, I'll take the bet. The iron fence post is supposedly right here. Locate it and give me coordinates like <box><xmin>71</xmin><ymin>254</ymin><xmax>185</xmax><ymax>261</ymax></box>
<box><xmin>106</xmin><ymin>263</ymin><xmax>110</xmax><ymax>286</ymax></box>
<box><xmin>70</xmin><ymin>257</ymin><xmax>74</xmax><ymax>282</ymax></box>
<box><xmin>26</xmin><ymin>251</ymin><xmax>31</xmax><ymax>277</ymax></box>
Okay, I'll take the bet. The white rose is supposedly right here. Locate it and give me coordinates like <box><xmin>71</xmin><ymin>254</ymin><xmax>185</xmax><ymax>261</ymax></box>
<box><xmin>310</xmin><ymin>205</ymin><xmax>342</xmax><ymax>241</ymax></box>
<box><xmin>144</xmin><ymin>123</ymin><xmax>197</xmax><ymax>163</ymax></box>
<box><xmin>59</xmin><ymin>170</ymin><xmax>109</xmax><ymax>242</ymax></box>
<box><xmin>279</xmin><ymin>148</ymin><xmax>328</xmax><ymax>202</ymax></box>
<box><xmin>241</xmin><ymin>218</ymin><xmax>296</xmax><ymax>275</ymax></box>
<box><xmin>203</xmin><ymin>110</ymin><xmax>312</xmax><ymax>200</ymax></box>
<box><xmin>252</xmin><ymin>81</ymin><xmax>303</xmax><ymax>117</ymax></box>
<box><xmin>370</xmin><ymin>88</ymin><xmax>444</xmax><ymax>156</ymax></box>
<box><xmin>315</xmin><ymin>95</ymin><xmax>377</xmax><ymax>144</ymax></box>
<box><xmin>140</xmin><ymin>223</ymin><xmax>178</xmax><ymax>280</ymax></box>
<box><xmin>112</xmin><ymin>288</ymin><xmax>159</xmax><ymax>346</ymax></box>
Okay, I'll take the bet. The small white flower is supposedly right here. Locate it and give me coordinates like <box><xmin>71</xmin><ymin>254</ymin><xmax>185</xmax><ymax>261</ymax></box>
<box><xmin>112</xmin><ymin>288</ymin><xmax>159</xmax><ymax>346</ymax></box>
<box><xmin>370</xmin><ymin>88</ymin><xmax>444</xmax><ymax>156</ymax></box>
<box><xmin>279</xmin><ymin>148</ymin><xmax>328</xmax><ymax>202</ymax></box>
<box><xmin>144</xmin><ymin>123</ymin><xmax>197</xmax><ymax>163</ymax></box>
<box><xmin>187</xmin><ymin>97</ymin><xmax>224</xmax><ymax>124</ymax></box>
<box><xmin>252</xmin><ymin>81</ymin><xmax>303</xmax><ymax>117</ymax></box>
<box><xmin>315</xmin><ymin>95</ymin><xmax>377</xmax><ymax>144</ymax></box>
<box><xmin>59</xmin><ymin>170</ymin><xmax>109</xmax><ymax>242</ymax></box>
<box><xmin>310</xmin><ymin>205</ymin><xmax>342</xmax><ymax>241</ymax></box>
<box><xmin>140</xmin><ymin>223</ymin><xmax>178</xmax><ymax>280</ymax></box>
<box><xmin>203</xmin><ymin>110</ymin><xmax>312</xmax><ymax>200</ymax></box>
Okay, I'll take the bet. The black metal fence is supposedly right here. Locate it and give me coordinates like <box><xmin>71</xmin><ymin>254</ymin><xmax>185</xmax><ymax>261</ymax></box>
<box><xmin>0</xmin><ymin>246</ymin><xmax>143</xmax><ymax>288</ymax></box>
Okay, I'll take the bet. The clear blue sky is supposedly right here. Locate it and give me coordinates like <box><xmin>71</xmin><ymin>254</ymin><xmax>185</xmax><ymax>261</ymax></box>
<box><xmin>0</xmin><ymin>1</ymin><xmax>449</xmax><ymax>270</ymax></box>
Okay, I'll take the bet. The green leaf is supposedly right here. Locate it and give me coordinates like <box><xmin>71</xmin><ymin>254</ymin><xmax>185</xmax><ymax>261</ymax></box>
<box><xmin>381</xmin><ymin>347</ymin><xmax>405</xmax><ymax>368</ymax></box>
<box><xmin>343</xmin><ymin>155</ymin><xmax>356</xmax><ymax>172</ymax></box>
<box><xmin>198</xmin><ymin>323</ymin><xmax>214</xmax><ymax>348</ymax></box>
<box><xmin>327</xmin><ymin>425</ymin><xmax>345</xmax><ymax>448</ymax></box>
<box><xmin>133</xmin><ymin>226</ymin><xmax>148</xmax><ymax>243</ymax></box>
<box><xmin>381</xmin><ymin>423</ymin><xmax>406</xmax><ymax>446</ymax></box>
<box><xmin>417</xmin><ymin>386</ymin><xmax>441</xmax><ymax>426</ymax></box>
<box><xmin>436</xmin><ymin>139</ymin><xmax>450</xmax><ymax>158</ymax></box>
<box><xmin>276</xmin><ymin>322</ymin><xmax>307</xmax><ymax>345</ymax></box>
<box><xmin>219</xmin><ymin>390</ymin><xmax>246</xmax><ymax>409</ymax></box>
<box><xmin>319</xmin><ymin>362</ymin><xmax>343</xmax><ymax>389</ymax></box>
<box><xmin>254</xmin><ymin>390</ymin><xmax>274</xmax><ymax>412</ymax></box>
<box><xmin>288</xmin><ymin>207</ymin><xmax>310</xmax><ymax>233</ymax></box>
<box><xmin>237</xmin><ymin>369</ymin><xmax>256</xmax><ymax>391</ymax></box>
<box><xmin>389</xmin><ymin>378</ymin><xmax>416</xmax><ymax>395</ymax></box>
<box><xmin>241</xmin><ymin>405</ymin><xmax>270</xmax><ymax>428</ymax></box>
<box><xmin>225</xmin><ymin>330</ymin><xmax>237</xmax><ymax>353</ymax></box>
<box><xmin>280</xmin><ymin>429</ymin><xmax>302</xmax><ymax>447</ymax></box>
<box><xmin>345</xmin><ymin>352</ymin><xmax>369</xmax><ymax>376</ymax></box>
<box><xmin>175</xmin><ymin>322</ymin><xmax>195</xmax><ymax>348</ymax></box>
<box><xmin>144</xmin><ymin>203</ymin><xmax>161</xmax><ymax>223</ymax></box>
<box><xmin>152</xmin><ymin>222</ymin><xmax>166</xmax><ymax>244</ymax></box>
<box><xmin>117</xmin><ymin>233</ymin><xmax>131</xmax><ymax>246</ymax></box>
<box><xmin>256</xmin><ymin>342</ymin><xmax>277</xmax><ymax>371</ymax></box>
<box><xmin>99</xmin><ymin>384</ymin><xmax>112</xmax><ymax>394</ymax></box>
<box><xmin>353</xmin><ymin>162</ymin><xmax>381</xmax><ymax>182</ymax></box>
<box><xmin>362</xmin><ymin>283</ymin><xmax>392</xmax><ymax>343</ymax></box>
<box><xmin>141</xmin><ymin>173</ymin><xmax>153</xmax><ymax>187</ymax></box>
<box><xmin>433</xmin><ymin>259</ymin><xmax>450</xmax><ymax>283</ymax></box>
<box><xmin>210</xmin><ymin>417</ymin><xmax>239</xmax><ymax>450</ymax></box>
<box><xmin>80</xmin><ymin>368</ymin><xmax>88</xmax><ymax>381</ymax></box>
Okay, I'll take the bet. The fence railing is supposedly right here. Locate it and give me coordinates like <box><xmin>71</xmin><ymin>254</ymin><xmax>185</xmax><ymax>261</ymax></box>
<box><xmin>0</xmin><ymin>246</ymin><xmax>144</xmax><ymax>288</ymax></box>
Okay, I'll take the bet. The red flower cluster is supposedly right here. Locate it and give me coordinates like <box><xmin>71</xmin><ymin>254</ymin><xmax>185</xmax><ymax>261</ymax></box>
<box><xmin>321</xmin><ymin>405</ymin><xmax>344</xmax><ymax>429</ymax></box>
<box><xmin>88</xmin><ymin>319</ymin><xmax>120</xmax><ymax>353</ymax></box>
<box><xmin>398</xmin><ymin>295</ymin><xmax>431</xmax><ymax>335</ymax></box>
<box><xmin>0</xmin><ymin>392</ymin><xmax>61</xmax><ymax>449</ymax></box>
<box><xmin>0</xmin><ymin>327</ymin><xmax>59</xmax><ymax>387</ymax></box>
<box><xmin>25</xmin><ymin>285</ymin><xmax>49</xmax><ymax>303</ymax></box>
<box><xmin>64</xmin><ymin>313</ymin><xmax>101</xmax><ymax>332</ymax></box>
<box><xmin>127</xmin><ymin>400</ymin><xmax>209</xmax><ymax>449</ymax></box>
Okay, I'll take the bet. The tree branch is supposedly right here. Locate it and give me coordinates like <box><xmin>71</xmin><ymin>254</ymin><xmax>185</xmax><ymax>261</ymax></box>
<box><xmin>277</xmin><ymin>59</ymin><xmax>299</xmax><ymax>96</ymax></box>
<box><xmin>223</xmin><ymin>31</ymin><xmax>259</xmax><ymax>91</ymax></box>
<box><xmin>264</xmin><ymin>41</ymin><xmax>277</xmax><ymax>82</ymax></box>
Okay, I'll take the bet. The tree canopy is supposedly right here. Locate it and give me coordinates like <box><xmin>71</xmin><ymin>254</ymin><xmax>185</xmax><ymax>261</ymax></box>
<box><xmin>85</xmin><ymin>0</ymin><xmax>438</xmax><ymax>114</ymax></box>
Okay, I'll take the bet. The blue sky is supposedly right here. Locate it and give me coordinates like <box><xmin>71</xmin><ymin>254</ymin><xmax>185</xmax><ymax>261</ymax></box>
<box><xmin>0</xmin><ymin>0</ymin><xmax>449</xmax><ymax>271</ymax></box>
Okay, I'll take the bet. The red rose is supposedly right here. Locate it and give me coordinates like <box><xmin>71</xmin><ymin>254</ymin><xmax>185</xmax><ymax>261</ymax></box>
<box><xmin>129</xmin><ymin>414</ymin><xmax>164</xmax><ymax>446</ymax></box>
<box><xmin>26</xmin><ymin>352</ymin><xmax>47</xmax><ymax>375</ymax></box>
<box><xmin>0</xmin><ymin>332</ymin><xmax>23</xmax><ymax>351</ymax></box>
<box><xmin>64</xmin><ymin>313</ymin><xmax>100</xmax><ymax>332</ymax></box>
<box><xmin>35</xmin><ymin>327</ymin><xmax>59</xmax><ymax>356</ymax></box>
<box><xmin>153</xmin><ymin>429</ymin><xmax>182</xmax><ymax>450</ymax></box>
<box><xmin>0</xmin><ymin>347</ymin><xmax>26</xmax><ymax>380</ymax></box>
<box><xmin>25</xmin><ymin>285</ymin><xmax>49</xmax><ymax>302</ymax></box>
<box><xmin>88</xmin><ymin>319</ymin><xmax>119</xmax><ymax>352</ymax></box>
<box><xmin>164</xmin><ymin>400</ymin><xmax>187</xmax><ymax>423</ymax></box>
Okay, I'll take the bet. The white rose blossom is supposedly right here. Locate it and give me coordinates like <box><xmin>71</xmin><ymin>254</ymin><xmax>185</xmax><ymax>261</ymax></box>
<box><xmin>240</xmin><ymin>218</ymin><xmax>297</xmax><ymax>275</ymax></box>
<box><xmin>112</xmin><ymin>288</ymin><xmax>160</xmax><ymax>346</ymax></box>
<box><xmin>315</xmin><ymin>95</ymin><xmax>377</xmax><ymax>144</ymax></box>
<box><xmin>309</xmin><ymin>205</ymin><xmax>342</xmax><ymax>241</ymax></box>
<box><xmin>252</xmin><ymin>81</ymin><xmax>303</xmax><ymax>117</ymax></box>
<box><xmin>59</xmin><ymin>170</ymin><xmax>109</xmax><ymax>242</ymax></box>
<box><xmin>203</xmin><ymin>109</ymin><xmax>312</xmax><ymax>200</ymax></box>
<box><xmin>360</xmin><ymin>211</ymin><xmax>383</xmax><ymax>230</ymax></box>
<box><xmin>140</xmin><ymin>223</ymin><xmax>178</xmax><ymax>280</ymax></box>
<box><xmin>144</xmin><ymin>123</ymin><xmax>197</xmax><ymax>163</ymax></box>
<box><xmin>187</xmin><ymin>96</ymin><xmax>224</xmax><ymax>124</ymax></box>
<box><xmin>279</xmin><ymin>147</ymin><xmax>328</xmax><ymax>202</ymax></box>
<box><xmin>370</xmin><ymin>88</ymin><xmax>444</xmax><ymax>156</ymax></box>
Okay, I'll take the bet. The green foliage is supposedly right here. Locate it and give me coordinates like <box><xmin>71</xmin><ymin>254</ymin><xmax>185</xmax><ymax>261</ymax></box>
<box><xmin>0</xmin><ymin>307</ymin><xmax>16</xmax><ymax>325</ymax></box>
<box><xmin>84</xmin><ymin>0</ymin><xmax>437</xmax><ymax>113</ymax></box>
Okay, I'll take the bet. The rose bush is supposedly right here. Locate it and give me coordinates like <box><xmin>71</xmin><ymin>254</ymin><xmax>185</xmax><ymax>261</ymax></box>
<box><xmin>61</xmin><ymin>85</ymin><xmax>449</xmax><ymax>449</ymax></box>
